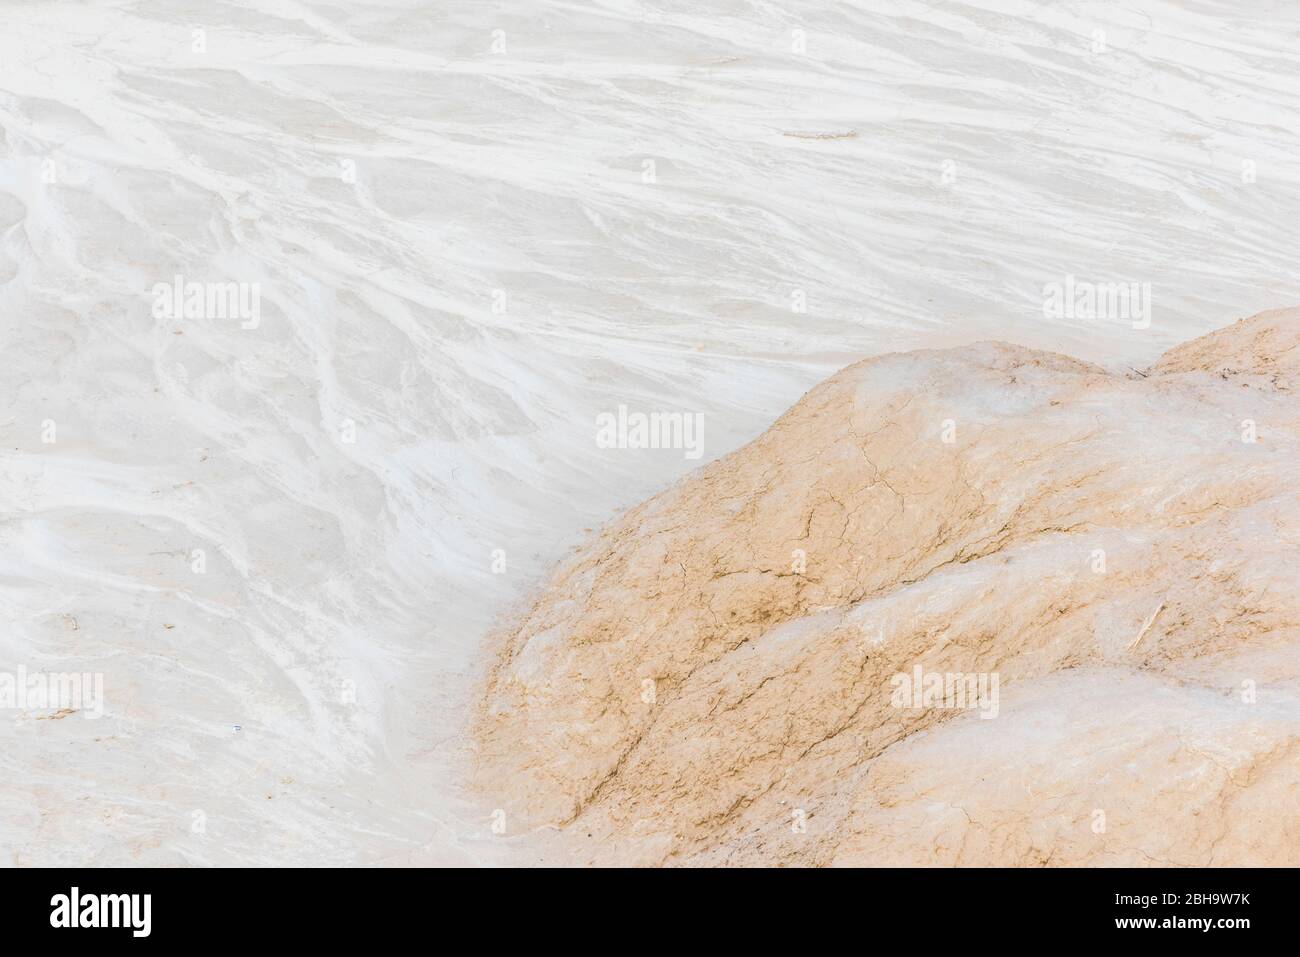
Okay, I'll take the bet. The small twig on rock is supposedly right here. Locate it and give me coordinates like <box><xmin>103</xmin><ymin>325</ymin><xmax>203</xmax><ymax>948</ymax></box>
<box><xmin>1128</xmin><ymin>601</ymin><xmax>1165</xmax><ymax>651</ymax></box>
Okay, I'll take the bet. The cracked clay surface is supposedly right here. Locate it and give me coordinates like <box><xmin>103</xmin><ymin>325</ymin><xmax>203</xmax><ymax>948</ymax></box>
<box><xmin>475</xmin><ymin>309</ymin><xmax>1300</xmax><ymax>866</ymax></box>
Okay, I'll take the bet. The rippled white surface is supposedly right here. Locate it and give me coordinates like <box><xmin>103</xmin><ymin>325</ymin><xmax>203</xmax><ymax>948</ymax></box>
<box><xmin>1</xmin><ymin>0</ymin><xmax>1297</xmax><ymax>865</ymax></box>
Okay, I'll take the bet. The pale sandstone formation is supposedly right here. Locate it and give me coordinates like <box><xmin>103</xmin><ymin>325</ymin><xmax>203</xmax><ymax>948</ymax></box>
<box><xmin>476</xmin><ymin>309</ymin><xmax>1300</xmax><ymax>866</ymax></box>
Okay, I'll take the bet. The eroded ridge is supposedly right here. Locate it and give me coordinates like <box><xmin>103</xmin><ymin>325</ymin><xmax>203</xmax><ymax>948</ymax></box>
<box><xmin>477</xmin><ymin>309</ymin><xmax>1300</xmax><ymax>866</ymax></box>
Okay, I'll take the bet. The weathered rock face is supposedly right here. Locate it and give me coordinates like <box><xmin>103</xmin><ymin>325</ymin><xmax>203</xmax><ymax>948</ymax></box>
<box><xmin>475</xmin><ymin>309</ymin><xmax>1300</xmax><ymax>866</ymax></box>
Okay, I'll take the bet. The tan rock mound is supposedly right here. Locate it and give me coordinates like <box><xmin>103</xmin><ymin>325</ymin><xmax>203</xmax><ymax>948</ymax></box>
<box><xmin>475</xmin><ymin>308</ymin><xmax>1300</xmax><ymax>866</ymax></box>
<box><xmin>1154</xmin><ymin>307</ymin><xmax>1300</xmax><ymax>391</ymax></box>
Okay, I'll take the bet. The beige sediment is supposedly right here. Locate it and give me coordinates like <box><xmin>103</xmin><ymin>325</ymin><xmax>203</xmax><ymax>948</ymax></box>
<box><xmin>474</xmin><ymin>308</ymin><xmax>1300</xmax><ymax>866</ymax></box>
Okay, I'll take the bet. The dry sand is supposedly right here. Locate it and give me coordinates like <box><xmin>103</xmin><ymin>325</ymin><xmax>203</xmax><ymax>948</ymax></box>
<box><xmin>3</xmin><ymin>1</ymin><xmax>1300</xmax><ymax>867</ymax></box>
<box><xmin>477</xmin><ymin>308</ymin><xmax>1300</xmax><ymax>866</ymax></box>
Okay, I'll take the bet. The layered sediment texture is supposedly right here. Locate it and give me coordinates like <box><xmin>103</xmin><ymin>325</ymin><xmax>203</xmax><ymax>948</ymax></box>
<box><xmin>478</xmin><ymin>309</ymin><xmax>1300</xmax><ymax>866</ymax></box>
<box><xmin>6</xmin><ymin>0</ymin><xmax>1300</xmax><ymax>867</ymax></box>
